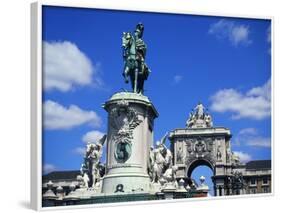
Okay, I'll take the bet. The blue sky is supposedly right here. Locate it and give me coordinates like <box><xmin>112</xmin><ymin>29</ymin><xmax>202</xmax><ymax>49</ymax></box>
<box><xmin>42</xmin><ymin>6</ymin><xmax>271</xmax><ymax>195</ymax></box>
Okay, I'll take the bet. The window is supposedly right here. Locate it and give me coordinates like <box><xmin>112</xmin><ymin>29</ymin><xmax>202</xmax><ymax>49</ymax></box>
<box><xmin>262</xmin><ymin>178</ymin><xmax>268</xmax><ymax>185</ymax></box>
<box><xmin>250</xmin><ymin>179</ymin><xmax>256</xmax><ymax>186</ymax></box>
<box><xmin>250</xmin><ymin>188</ymin><xmax>256</xmax><ymax>194</ymax></box>
<box><xmin>263</xmin><ymin>187</ymin><xmax>269</xmax><ymax>193</ymax></box>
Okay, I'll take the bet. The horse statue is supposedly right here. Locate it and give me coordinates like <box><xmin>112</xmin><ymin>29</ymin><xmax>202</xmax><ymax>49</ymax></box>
<box><xmin>122</xmin><ymin>23</ymin><xmax>150</xmax><ymax>94</ymax></box>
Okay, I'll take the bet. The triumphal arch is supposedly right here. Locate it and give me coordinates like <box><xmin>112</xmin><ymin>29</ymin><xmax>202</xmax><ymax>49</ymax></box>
<box><xmin>169</xmin><ymin>103</ymin><xmax>239</xmax><ymax>196</ymax></box>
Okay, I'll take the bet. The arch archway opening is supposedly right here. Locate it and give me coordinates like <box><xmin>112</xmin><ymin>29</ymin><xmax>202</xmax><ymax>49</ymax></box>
<box><xmin>187</xmin><ymin>160</ymin><xmax>214</xmax><ymax>196</ymax></box>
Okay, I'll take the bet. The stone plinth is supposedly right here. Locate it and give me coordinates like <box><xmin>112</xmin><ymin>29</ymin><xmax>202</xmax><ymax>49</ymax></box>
<box><xmin>101</xmin><ymin>92</ymin><xmax>158</xmax><ymax>194</ymax></box>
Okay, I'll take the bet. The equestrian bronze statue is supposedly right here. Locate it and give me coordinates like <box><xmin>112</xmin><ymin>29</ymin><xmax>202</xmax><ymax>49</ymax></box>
<box><xmin>122</xmin><ymin>23</ymin><xmax>151</xmax><ymax>94</ymax></box>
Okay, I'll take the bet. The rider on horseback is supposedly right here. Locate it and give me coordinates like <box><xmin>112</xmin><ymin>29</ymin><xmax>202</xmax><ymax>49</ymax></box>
<box><xmin>134</xmin><ymin>23</ymin><xmax>150</xmax><ymax>81</ymax></box>
<box><xmin>122</xmin><ymin>23</ymin><xmax>150</xmax><ymax>94</ymax></box>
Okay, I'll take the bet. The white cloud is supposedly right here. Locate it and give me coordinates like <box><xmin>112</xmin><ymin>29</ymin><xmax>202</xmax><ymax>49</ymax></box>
<box><xmin>208</xmin><ymin>19</ymin><xmax>251</xmax><ymax>46</ymax></box>
<box><xmin>43</xmin><ymin>164</ymin><xmax>57</xmax><ymax>174</ymax></box>
<box><xmin>43</xmin><ymin>41</ymin><xmax>102</xmax><ymax>92</ymax></box>
<box><xmin>246</xmin><ymin>137</ymin><xmax>271</xmax><ymax>148</ymax></box>
<box><xmin>247</xmin><ymin>79</ymin><xmax>271</xmax><ymax>99</ymax></box>
<box><xmin>44</xmin><ymin>100</ymin><xmax>102</xmax><ymax>130</ymax></box>
<box><xmin>173</xmin><ymin>75</ymin><xmax>183</xmax><ymax>84</ymax></box>
<box><xmin>82</xmin><ymin>130</ymin><xmax>105</xmax><ymax>143</ymax></box>
<box><xmin>72</xmin><ymin>130</ymin><xmax>105</xmax><ymax>156</ymax></box>
<box><xmin>233</xmin><ymin>151</ymin><xmax>252</xmax><ymax>163</ymax></box>
<box><xmin>234</xmin><ymin>127</ymin><xmax>271</xmax><ymax>148</ymax></box>
<box><xmin>238</xmin><ymin>128</ymin><xmax>257</xmax><ymax>135</ymax></box>
<box><xmin>231</xmin><ymin>25</ymin><xmax>250</xmax><ymax>46</ymax></box>
<box><xmin>210</xmin><ymin>79</ymin><xmax>271</xmax><ymax>120</ymax></box>
<box><xmin>73</xmin><ymin>147</ymin><xmax>86</xmax><ymax>155</ymax></box>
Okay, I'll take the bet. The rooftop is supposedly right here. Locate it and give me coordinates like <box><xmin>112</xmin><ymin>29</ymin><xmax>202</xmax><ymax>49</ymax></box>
<box><xmin>246</xmin><ymin>160</ymin><xmax>271</xmax><ymax>170</ymax></box>
<box><xmin>42</xmin><ymin>160</ymin><xmax>272</xmax><ymax>182</ymax></box>
<box><xmin>43</xmin><ymin>170</ymin><xmax>80</xmax><ymax>182</ymax></box>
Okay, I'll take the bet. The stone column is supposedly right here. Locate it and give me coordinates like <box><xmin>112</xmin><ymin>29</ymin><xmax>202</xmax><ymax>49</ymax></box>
<box><xmin>216</xmin><ymin>187</ymin><xmax>219</xmax><ymax>196</ymax></box>
<box><xmin>101</xmin><ymin>92</ymin><xmax>158</xmax><ymax>194</ymax></box>
<box><xmin>221</xmin><ymin>187</ymin><xmax>225</xmax><ymax>196</ymax></box>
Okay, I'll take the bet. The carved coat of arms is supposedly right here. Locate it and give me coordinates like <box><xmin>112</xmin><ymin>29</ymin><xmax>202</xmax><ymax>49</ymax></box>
<box><xmin>110</xmin><ymin>100</ymin><xmax>142</xmax><ymax>163</ymax></box>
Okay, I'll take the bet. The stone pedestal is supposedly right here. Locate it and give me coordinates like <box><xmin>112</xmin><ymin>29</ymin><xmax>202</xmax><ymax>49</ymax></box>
<box><xmin>101</xmin><ymin>92</ymin><xmax>158</xmax><ymax>194</ymax></box>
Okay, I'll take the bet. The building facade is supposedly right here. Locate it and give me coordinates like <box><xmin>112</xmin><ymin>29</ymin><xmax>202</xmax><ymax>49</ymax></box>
<box><xmin>243</xmin><ymin>160</ymin><xmax>271</xmax><ymax>194</ymax></box>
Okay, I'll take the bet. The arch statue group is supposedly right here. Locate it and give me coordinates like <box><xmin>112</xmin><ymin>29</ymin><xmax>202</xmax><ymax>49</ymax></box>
<box><xmin>169</xmin><ymin>103</ymin><xmax>242</xmax><ymax>196</ymax></box>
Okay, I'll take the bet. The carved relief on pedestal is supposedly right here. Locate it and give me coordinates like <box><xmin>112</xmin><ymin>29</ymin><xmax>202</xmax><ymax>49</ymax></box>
<box><xmin>109</xmin><ymin>99</ymin><xmax>143</xmax><ymax>163</ymax></box>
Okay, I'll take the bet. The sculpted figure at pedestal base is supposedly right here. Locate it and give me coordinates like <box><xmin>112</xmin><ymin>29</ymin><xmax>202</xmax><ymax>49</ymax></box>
<box><xmin>162</xmin><ymin>165</ymin><xmax>178</xmax><ymax>185</ymax></box>
<box><xmin>149</xmin><ymin>133</ymin><xmax>174</xmax><ymax>184</ymax></box>
<box><xmin>79</xmin><ymin>135</ymin><xmax>106</xmax><ymax>190</ymax></box>
<box><xmin>150</xmin><ymin>143</ymin><xmax>165</xmax><ymax>183</ymax></box>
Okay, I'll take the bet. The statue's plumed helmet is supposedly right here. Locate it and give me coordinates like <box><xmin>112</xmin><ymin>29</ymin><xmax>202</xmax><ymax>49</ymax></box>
<box><xmin>135</xmin><ymin>23</ymin><xmax>144</xmax><ymax>37</ymax></box>
<box><xmin>136</xmin><ymin>23</ymin><xmax>144</xmax><ymax>30</ymax></box>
